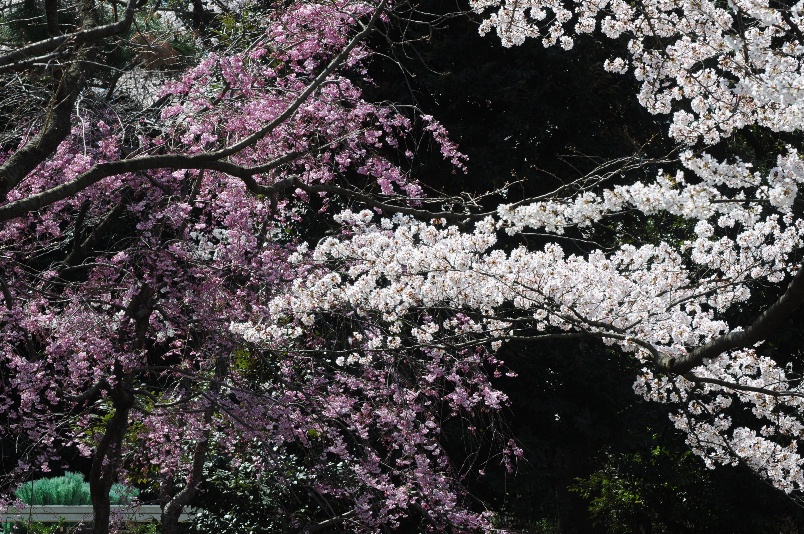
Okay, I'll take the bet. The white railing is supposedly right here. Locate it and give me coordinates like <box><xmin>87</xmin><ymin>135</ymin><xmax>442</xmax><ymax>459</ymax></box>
<box><xmin>1</xmin><ymin>506</ymin><xmax>192</xmax><ymax>524</ymax></box>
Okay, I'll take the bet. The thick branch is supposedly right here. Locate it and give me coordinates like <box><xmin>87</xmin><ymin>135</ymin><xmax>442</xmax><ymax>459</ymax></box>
<box><xmin>685</xmin><ymin>373</ymin><xmax>804</xmax><ymax>399</ymax></box>
<box><xmin>0</xmin><ymin>157</ymin><xmax>465</xmax><ymax>223</ymax></box>
<box><xmin>666</xmin><ymin>265</ymin><xmax>804</xmax><ymax>374</ymax></box>
<box><xmin>64</xmin><ymin>379</ymin><xmax>110</xmax><ymax>405</ymax></box>
<box><xmin>0</xmin><ymin>271</ymin><xmax>13</xmax><ymax>310</ymax></box>
<box><xmin>0</xmin><ymin>156</ymin><xmax>251</xmax><ymax>220</ymax></box>
<box><xmin>90</xmin><ymin>363</ymin><xmax>134</xmax><ymax>534</ymax></box>
<box><xmin>0</xmin><ymin>57</ymin><xmax>85</xmax><ymax>198</ymax></box>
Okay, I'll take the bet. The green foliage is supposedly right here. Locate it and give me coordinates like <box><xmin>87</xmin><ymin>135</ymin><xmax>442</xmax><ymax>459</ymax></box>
<box><xmin>457</xmin><ymin>332</ymin><xmax>804</xmax><ymax>533</ymax></box>
<box><xmin>4</xmin><ymin>519</ymin><xmax>67</xmax><ymax>534</ymax></box>
<box><xmin>190</xmin><ymin>456</ymin><xmax>312</xmax><ymax>534</ymax></box>
<box><xmin>571</xmin><ymin>457</ymin><xmax>657</xmax><ymax>533</ymax></box>
<box><xmin>15</xmin><ymin>472</ymin><xmax>138</xmax><ymax>505</ymax></box>
<box><xmin>530</xmin><ymin>519</ymin><xmax>560</xmax><ymax>534</ymax></box>
<box><xmin>127</xmin><ymin>520</ymin><xmax>160</xmax><ymax>534</ymax></box>
<box><xmin>189</xmin><ymin>451</ymin><xmax>362</xmax><ymax>534</ymax></box>
<box><xmin>15</xmin><ymin>473</ymin><xmax>89</xmax><ymax>506</ymax></box>
<box><xmin>570</xmin><ymin>437</ymin><xmax>804</xmax><ymax>534</ymax></box>
<box><xmin>108</xmin><ymin>482</ymin><xmax>139</xmax><ymax>505</ymax></box>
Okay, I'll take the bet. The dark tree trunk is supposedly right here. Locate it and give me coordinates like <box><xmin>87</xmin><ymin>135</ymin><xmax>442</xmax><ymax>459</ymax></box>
<box><xmin>160</xmin><ymin>427</ymin><xmax>211</xmax><ymax>534</ymax></box>
<box><xmin>161</xmin><ymin>359</ymin><xmax>224</xmax><ymax>534</ymax></box>
<box><xmin>45</xmin><ymin>0</ymin><xmax>59</xmax><ymax>36</ymax></box>
<box><xmin>89</xmin><ymin>372</ymin><xmax>134</xmax><ymax>534</ymax></box>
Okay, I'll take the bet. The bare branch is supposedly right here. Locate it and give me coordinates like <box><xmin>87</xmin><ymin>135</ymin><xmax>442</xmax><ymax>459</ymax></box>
<box><xmin>0</xmin><ymin>0</ymin><xmax>139</xmax><ymax>69</ymax></box>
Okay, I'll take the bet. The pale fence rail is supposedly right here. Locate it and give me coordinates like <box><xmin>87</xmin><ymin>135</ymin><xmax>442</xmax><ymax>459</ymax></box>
<box><xmin>1</xmin><ymin>505</ymin><xmax>193</xmax><ymax>524</ymax></box>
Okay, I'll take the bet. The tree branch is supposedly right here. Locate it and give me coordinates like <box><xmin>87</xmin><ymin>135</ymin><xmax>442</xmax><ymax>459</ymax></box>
<box><xmin>685</xmin><ymin>373</ymin><xmax>804</xmax><ymax>399</ymax></box>
<box><xmin>301</xmin><ymin>511</ymin><xmax>355</xmax><ymax>533</ymax></box>
<box><xmin>666</xmin><ymin>265</ymin><xmax>804</xmax><ymax>374</ymax></box>
<box><xmin>0</xmin><ymin>0</ymin><xmax>391</xmax><ymax>214</ymax></box>
<box><xmin>0</xmin><ymin>0</ymin><xmax>139</xmax><ymax>69</ymax></box>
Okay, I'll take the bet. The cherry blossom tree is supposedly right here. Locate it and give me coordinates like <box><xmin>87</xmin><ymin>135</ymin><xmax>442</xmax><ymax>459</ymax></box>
<box><xmin>7</xmin><ymin>0</ymin><xmax>804</xmax><ymax>531</ymax></box>
<box><xmin>241</xmin><ymin>0</ymin><xmax>804</xmax><ymax>501</ymax></box>
<box><xmin>0</xmin><ymin>1</ymin><xmax>503</xmax><ymax>533</ymax></box>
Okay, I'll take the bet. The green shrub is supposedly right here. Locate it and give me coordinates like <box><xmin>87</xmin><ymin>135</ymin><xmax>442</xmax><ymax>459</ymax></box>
<box><xmin>15</xmin><ymin>473</ymin><xmax>138</xmax><ymax>505</ymax></box>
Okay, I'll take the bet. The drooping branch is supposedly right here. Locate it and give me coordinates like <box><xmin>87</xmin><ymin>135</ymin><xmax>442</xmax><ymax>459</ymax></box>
<box><xmin>161</xmin><ymin>358</ymin><xmax>226</xmax><ymax>534</ymax></box>
<box><xmin>685</xmin><ymin>373</ymin><xmax>804</xmax><ymax>399</ymax></box>
<box><xmin>197</xmin><ymin>0</ymin><xmax>390</xmax><ymax>161</ymax></box>
<box><xmin>160</xmin><ymin>411</ymin><xmax>213</xmax><ymax>534</ymax></box>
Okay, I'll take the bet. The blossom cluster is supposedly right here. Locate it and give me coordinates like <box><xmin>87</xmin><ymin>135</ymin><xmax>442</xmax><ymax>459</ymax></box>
<box><xmin>470</xmin><ymin>0</ymin><xmax>804</xmax><ymax>144</ymax></box>
<box><xmin>635</xmin><ymin>349</ymin><xmax>804</xmax><ymax>493</ymax></box>
<box><xmin>447</xmin><ymin>0</ymin><xmax>804</xmax><ymax>494</ymax></box>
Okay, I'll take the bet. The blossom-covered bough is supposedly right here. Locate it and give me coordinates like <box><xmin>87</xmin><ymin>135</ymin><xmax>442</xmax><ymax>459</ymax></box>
<box><xmin>238</xmin><ymin>0</ymin><xmax>804</xmax><ymax>500</ymax></box>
